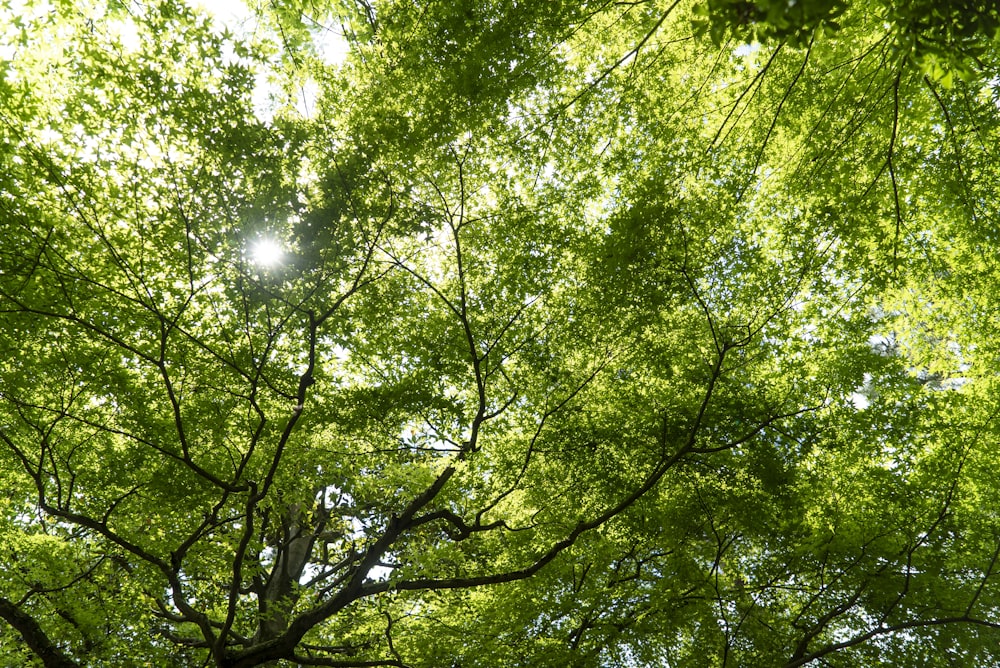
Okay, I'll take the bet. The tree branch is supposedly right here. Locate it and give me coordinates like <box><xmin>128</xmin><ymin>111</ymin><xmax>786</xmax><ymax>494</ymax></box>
<box><xmin>0</xmin><ymin>596</ymin><xmax>79</xmax><ymax>668</ymax></box>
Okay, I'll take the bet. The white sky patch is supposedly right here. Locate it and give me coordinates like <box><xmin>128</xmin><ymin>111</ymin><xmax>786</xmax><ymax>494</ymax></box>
<box><xmin>316</xmin><ymin>27</ymin><xmax>350</xmax><ymax>67</ymax></box>
<box><xmin>104</xmin><ymin>14</ymin><xmax>141</xmax><ymax>52</ymax></box>
<box><xmin>733</xmin><ymin>42</ymin><xmax>761</xmax><ymax>58</ymax></box>
<box><xmin>295</xmin><ymin>79</ymin><xmax>321</xmax><ymax>118</ymax></box>
<box><xmin>293</xmin><ymin>25</ymin><xmax>350</xmax><ymax>118</ymax></box>
<box><xmin>849</xmin><ymin>391</ymin><xmax>869</xmax><ymax>410</ymax></box>
<box><xmin>252</xmin><ymin>70</ymin><xmax>278</xmax><ymax>124</ymax></box>
<box><xmin>190</xmin><ymin>0</ymin><xmax>259</xmax><ymax>34</ymax></box>
<box><xmin>850</xmin><ymin>372</ymin><xmax>873</xmax><ymax>410</ymax></box>
<box><xmin>188</xmin><ymin>0</ymin><xmax>349</xmax><ymax>123</ymax></box>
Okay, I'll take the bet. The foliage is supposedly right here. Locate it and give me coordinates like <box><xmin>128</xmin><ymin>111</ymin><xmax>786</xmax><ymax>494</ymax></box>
<box><xmin>1</xmin><ymin>0</ymin><xmax>999</xmax><ymax>666</ymax></box>
<box><xmin>693</xmin><ymin>0</ymin><xmax>1000</xmax><ymax>83</ymax></box>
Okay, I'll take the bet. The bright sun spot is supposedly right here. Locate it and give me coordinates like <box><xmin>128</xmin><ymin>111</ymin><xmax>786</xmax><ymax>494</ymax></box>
<box><xmin>250</xmin><ymin>238</ymin><xmax>284</xmax><ymax>267</ymax></box>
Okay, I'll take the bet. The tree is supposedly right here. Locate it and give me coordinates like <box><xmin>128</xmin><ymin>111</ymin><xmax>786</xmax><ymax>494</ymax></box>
<box><xmin>1</xmin><ymin>0</ymin><xmax>999</xmax><ymax>665</ymax></box>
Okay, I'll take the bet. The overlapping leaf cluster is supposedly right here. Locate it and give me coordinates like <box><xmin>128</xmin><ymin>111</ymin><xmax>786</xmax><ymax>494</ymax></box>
<box><xmin>1</xmin><ymin>0</ymin><xmax>999</xmax><ymax>666</ymax></box>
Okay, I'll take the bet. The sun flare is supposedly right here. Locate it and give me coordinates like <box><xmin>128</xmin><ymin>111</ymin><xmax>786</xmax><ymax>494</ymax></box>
<box><xmin>249</xmin><ymin>238</ymin><xmax>284</xmax><ymax>267</ymax></box>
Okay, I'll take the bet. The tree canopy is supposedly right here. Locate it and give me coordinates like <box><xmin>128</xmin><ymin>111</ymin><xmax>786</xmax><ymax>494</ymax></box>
<box><xmin>1</xmin><ymin>0</ymin><xmax>1000</xmax><ymax>665</ymax></box>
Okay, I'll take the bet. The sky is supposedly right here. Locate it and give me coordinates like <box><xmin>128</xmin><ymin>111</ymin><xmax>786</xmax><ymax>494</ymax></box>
<box><xmin>192</xmin><ymin>0</ymin><xmax>350</xmax><ymax>67</ymax></box>
<box><xmin>191</xmin><ymin>0</ymin><xmax>350</xmax><ymax>120</ymax></box>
